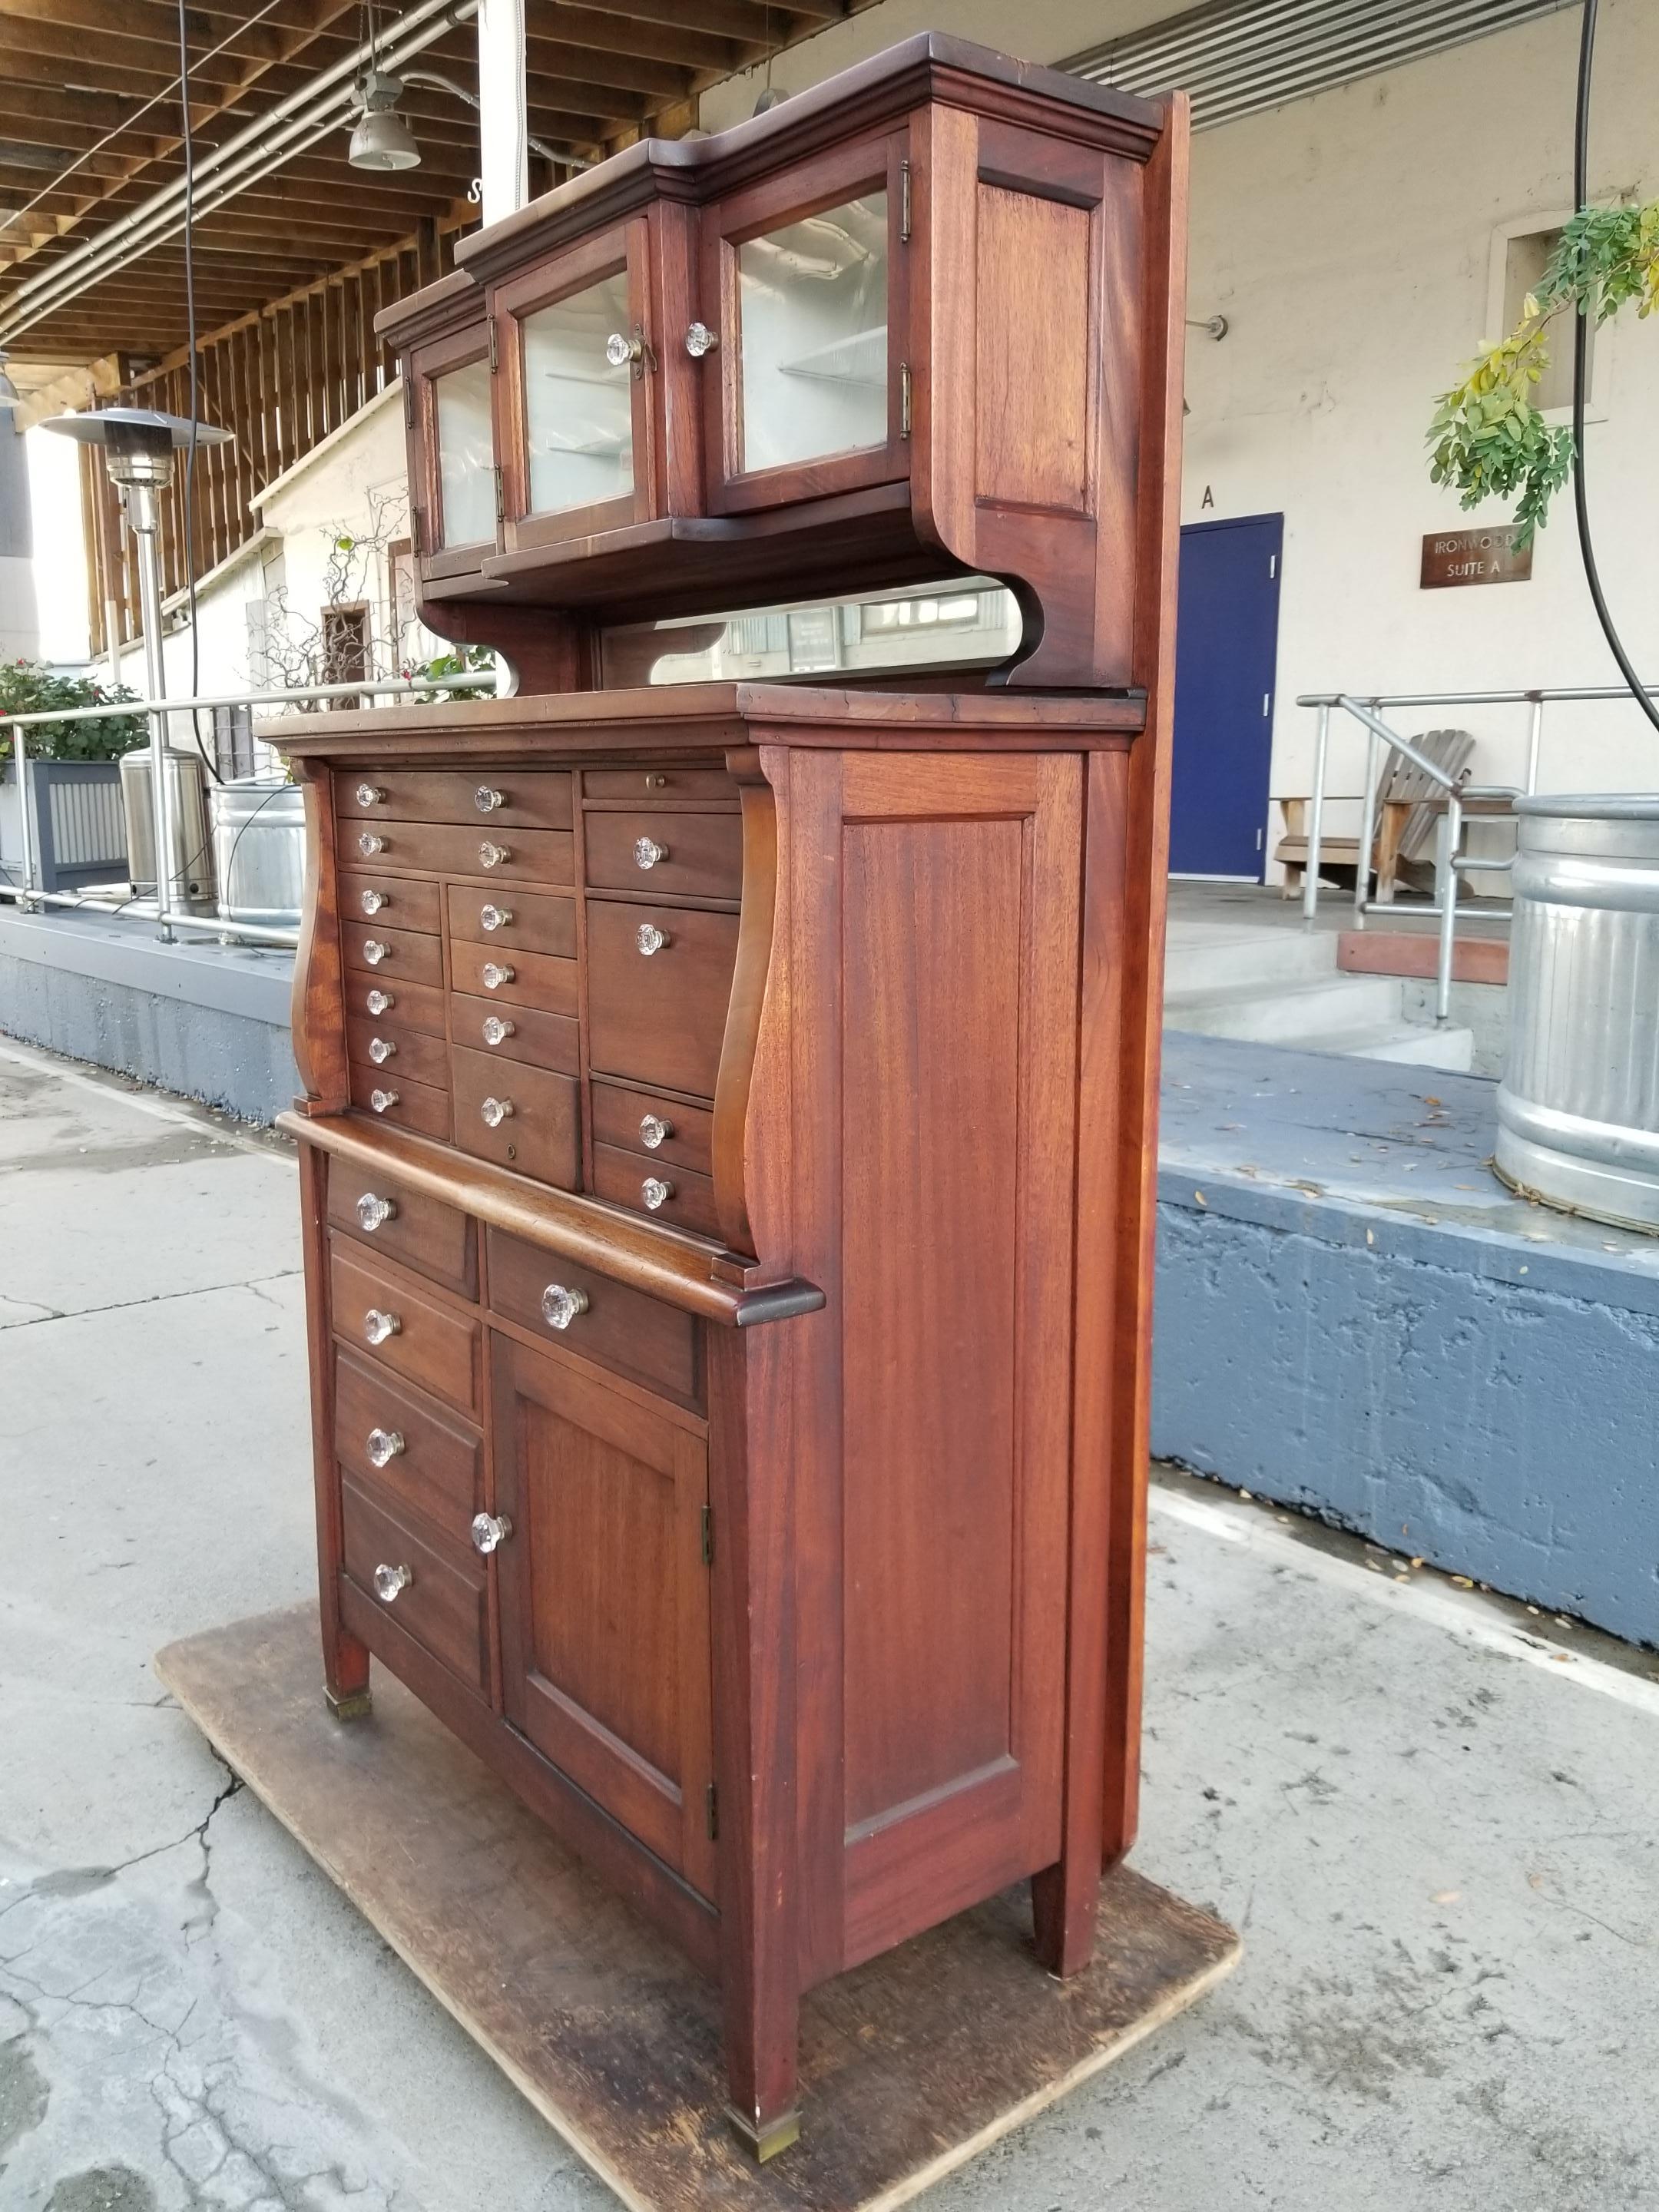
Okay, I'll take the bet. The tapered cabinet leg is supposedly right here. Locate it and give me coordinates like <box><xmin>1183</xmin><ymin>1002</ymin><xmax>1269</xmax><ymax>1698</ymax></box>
<box><xmin>323</xmin><ymin>1631</ymin><xmax>373</xmax><ymax>1721</ymax></box>
<box><xmin>1031</xmin><ymin>1849</ymin><xmax>1101</xmax><ymax>1979</ymax></box>
<box><xmin>722</xmin><ymin>1973</ymin><xmax>802</xmax><ymax>2163</ymax></box>
<box><xmin>297</xmin><ymin>1138</ymin><xmax>373</xmax><ymax>1722</ymax></box>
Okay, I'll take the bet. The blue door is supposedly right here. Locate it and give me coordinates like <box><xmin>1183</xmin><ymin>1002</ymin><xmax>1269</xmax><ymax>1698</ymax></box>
<box><xmin>1169</xmin><ymin>513</ymin><xmax>1283</xmax><ymax>879</ymax></box>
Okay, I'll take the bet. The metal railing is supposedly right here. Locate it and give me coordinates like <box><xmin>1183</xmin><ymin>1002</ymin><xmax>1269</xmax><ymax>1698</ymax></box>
<box><xmin>0</xmin><ymin>671</ymin><xmax>494</xmax><ymax>952</ymax></box>
<box><xmin>1295</xmin><ymin>683</ymin><xmax>1659</xmax><ymax>1023</ymax></box>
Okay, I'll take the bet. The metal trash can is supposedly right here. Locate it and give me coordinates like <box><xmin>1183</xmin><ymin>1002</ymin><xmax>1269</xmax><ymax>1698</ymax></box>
<box><xmin>119</xmin><ymin>747</ymin><xmax>216</xmax><ymax>904</ymax></box>
<box><xmin>210</xmin><ymin>776</ymin><xmax>306</xmax><ymax>930</ymax></box>
<box><xmin>1495</xmin><ymin>793</ymin><xmax>1659</xmax><ymax>1233</ymax></box>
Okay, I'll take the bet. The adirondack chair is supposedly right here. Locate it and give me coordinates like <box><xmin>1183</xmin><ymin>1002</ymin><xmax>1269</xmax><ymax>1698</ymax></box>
<box><xmin>1273</xmin><ymin>727</ymin><xmax>1505</xmax><ymax>899</ymax></box>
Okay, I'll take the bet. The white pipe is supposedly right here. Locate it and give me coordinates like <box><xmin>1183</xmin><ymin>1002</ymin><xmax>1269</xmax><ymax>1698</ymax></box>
<box><xmin>475</xmin><ymin>0</ymin><xmax>528</xmax><ymax>224</ymax></box>
<box><xmin>1303</xmin><ymin>701</ymin><xmax>1329</xmax><ymax>928</ymax></box>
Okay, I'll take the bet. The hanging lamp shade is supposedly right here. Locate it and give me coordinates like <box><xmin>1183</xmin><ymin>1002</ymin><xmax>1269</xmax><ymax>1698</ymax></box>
<box><xmin>349</xmin><ymin>73</ymin><xmax>421</xmax><ymax>171</ymax></box>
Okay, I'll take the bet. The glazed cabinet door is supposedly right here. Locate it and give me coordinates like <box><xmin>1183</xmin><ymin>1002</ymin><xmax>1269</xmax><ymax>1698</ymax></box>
<box><xmin>492</xmin><ymin>1334</ymin><xmax>717</xmax><ymax>1896</ymax></box>
<box><xmin>409</xmin><ymin>321</ymin><xmax>498</xmax><ymax>584</ymax></box>
<box><xmin>698</xmin><ymin>132</ymin><xmax>911</xmax><ymax>515</ymax></box>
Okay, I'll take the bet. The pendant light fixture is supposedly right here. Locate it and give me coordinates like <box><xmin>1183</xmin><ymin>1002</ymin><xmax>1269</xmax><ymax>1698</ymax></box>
<box><xmin>348</xmin><ymin>0</ymin><xmax>420</xmax><ymax>172</ymax></box>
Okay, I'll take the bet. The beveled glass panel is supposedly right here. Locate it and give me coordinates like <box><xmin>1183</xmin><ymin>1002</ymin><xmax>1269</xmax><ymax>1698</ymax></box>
<box><xmin>432</xmin><ymin>359</ymin><xmax>495</xmax><ymax>549</ymax></box>
<box><xmin>737</xmin><ymin>193</ymin><xmax>888</xmax><ymax>475</ymax></box>
<box><xmin>522</xmin><ymin>270</ymin><xmax>635</xmax><ymax>517</ymax></box>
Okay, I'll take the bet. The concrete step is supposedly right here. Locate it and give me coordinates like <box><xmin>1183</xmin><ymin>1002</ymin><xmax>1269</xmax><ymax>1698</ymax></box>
<box><xmin>1163</xmin><ymin>922</ymin><xmax>1338</xmax><ymax>993</ymax></box>
<box><xmin>1335</xmin><ymin>1022</ymin><xmax>1476</xmax><ymax>1071</ymax></box>
<box><xmin>1164</xmin><ymin>971</ymin><xmax>1407</xmax><ymax>1044</ymax></box>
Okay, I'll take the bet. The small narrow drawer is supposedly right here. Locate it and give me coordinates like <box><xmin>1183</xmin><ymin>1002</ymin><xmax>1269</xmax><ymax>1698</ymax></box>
<box><xmin>584</xmin><ymin>810</ymin><xmax>743</xmax><ymax>902</ymax></box>
<box><xmin>339</xmin><ymin>768</ymin><xmax>573</xmax><ymax>830</ymax></box>
<box><xmin>449</xmin><ymin>938</ymin><xmax>578</xmax><ymax>1016</ymax></box>
<box><xmin>450</xmin><ymin>991</ymin><xmax>578</xmax><ymax>1075</ymax></box>
<box><xmin>350</xmin><ymin>1064</ymin><xmax>452</xmax><ymax>1142</ymax></box>
<box><xmin>341</xmin><ymin>1477</ymin><xmax>488</xmax><ymax>1694</ymax></box>
<box><xmin>342</xmin><ymin>920</ymin><xmax>444</xmax><ymax>987</ymax></box>
<box><xmin>326</xmin><ymin>1169</ymin><xmax>476</xmax><ymax>1299</ymax></box>
<box><xmin>343</xmin><ymin>971</ymin><xmax>445</xmax><ymax>1038</ymax></box>
<box><xmin>593</xmin><ymin>1142</ymin><xmax>720</xmax><ymax>1240</ymax></box>
<box><xmin>346</xmin><ymin>1018</ymin><xmax>450</xmax><ymax>1090</ymax></box>
<box><xmin>331</xmin><ymin>1238</ymin><xmax>482</xmax><ymax>1412</ymax></box>
<box><xmin>584</xmin><ymin>767</ymin><xmax>737</xmax><ymax>806</ymax></box>
<box><xmin>451</xmin><ymin>1045</ymin><xmax>579</xmax><ymax>1190</ymax></box>
<box><xmin>347</xmin><ymin>820</ymin><xmax>574</xmax><ymax>886</ymax></box>
<box><xmin>586</xmin><ymin>900</ymin><xmax>740</xmax><ymax>1101</ymax></box>
<box><xmin>445</xmin><ymin>883</ymin><xmax>575</xmax><ymax>959</ymax></box>
<box><xmin>339</xmin><ymin>870</ymin><xmax>442</xmax><ymax>934</ymax></box>
<box><xmin>487</xmin><ymin>1229</ymin><xmax>702</xmax><ymax>1409</ymax></box>
<box><xmin>334</xmin><ymin>1346</ymin><xmax>483</xmax><ymax>1540</ymax></box>
<box><xmin>591</xmin><ymin>1081</ymin><xmax>714</xmax><ymax>1180</ymax></box>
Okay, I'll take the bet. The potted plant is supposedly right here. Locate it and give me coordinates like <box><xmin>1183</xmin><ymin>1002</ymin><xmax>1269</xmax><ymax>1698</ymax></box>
<box><xmin>0</xmin><ymin>657</ymin><xmax>144</xmax><ymax>892</ymax></box>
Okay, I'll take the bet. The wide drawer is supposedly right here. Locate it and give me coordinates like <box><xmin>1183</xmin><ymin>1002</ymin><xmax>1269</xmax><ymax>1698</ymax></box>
<box><xmin>445</xmin><ymin>882</ymin><xmax>575</xmax><ymax>958</ymax></box>
<box><xmin>341</xmin><ymin>1476</ymin><xmax>488</xmax><ymax>1694</ymax></box>
<box><xmin>450</xmin><ymin>938</ymin><xmax>578</xmax><ymax>1015</ymax></box>
<box><xmin>584</xmin><ymin>766</ymin><xmax>737</xmax><ymax>806</ymax></box>
<box><xmin>593</xmin><ymin>1142</ymin><xmax>720</xmax><ymax>1240</ymax></box>
<box><xmin>343</xmin><ymin>971</ymin><xmax>445</xmax><ymax>1038</ymax></box>
<box><xmin>350</xmin><ymin>1064</ymin><xmax>451</xmax><ymax>1142</ymax></box>
<box><xmin>586</xmin><ymin>900</ymin><xmax>739</xmax><ymax>1100</ymax></box>
<box><xmin>451</xmin><ymin>1045</ymin><xmax>579</xmax><ymax>1190</ymax></box>
<box><xmin>450</xmin><ymin>991</ymin><xmax>578</xmax><ymax>1075</ymax></box>
<box><xmin>342</xmin><ymin>919</ymin><xmax>444</xmax><ymax>988</ymax></box>
<box><xmin>331</xmin><ymin>1238</ymin><xmax>482</xmax><ymax>1413</ymax></box>
<box><xmin>326</xmin><ymin>1167</ymin><xmax>477</xmax><ymax>1299</ymax></box>
<box><xmin>339</xmin><ymin>869</ymin><xmax>442</xmax><ymax>935</ymax></box>
<box><xmin>346</xmin><ymin>1017</ymin><xmax>449</xmax><ymax>1090</ymax></box>
<box><xmin>591</xmin><ymin>1080</ymin><xmax>714</xmax><ymax>1179</ymax></box>
<box><xmin>339</xmin><ymin>768</ymin><xmax>573</xmax><ymax>830</ymax></box>
<box><xmin>347</xmin><ymin>820</ymin><xmax>574</xmax><ymax>886</ymax></box>
<box><xmin>584</xmin><ymin>810</ymin><xmax>743</xmax><ymax>902</ymax></box>
<box><xmin>487</xmin><ymin>1228</ymin><xmax>702</xmax><ymax>1409</ymax></box>
<box><xmin>334</xmin><ymin>1346</ymin><xmax>483</xmax><ymax>1541</ymax></box>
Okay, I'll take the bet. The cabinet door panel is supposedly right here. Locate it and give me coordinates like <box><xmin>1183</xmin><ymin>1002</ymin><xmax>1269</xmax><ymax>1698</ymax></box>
<box><xmin>493</xmin><ymin>1338</ymin><xmax>715</xmax><ymax>1895</ymax></box>
<box><xmin>409</xmin><ymin>322</ymin><xmax>497</xmax><ymax>582</ymax></box>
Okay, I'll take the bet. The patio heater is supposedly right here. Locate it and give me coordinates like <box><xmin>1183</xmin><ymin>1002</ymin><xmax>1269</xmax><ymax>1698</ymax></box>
<box><xmin>40</xmin><ymin>408</ymin><xmax>232</xmax><ymax>941</ymax></box>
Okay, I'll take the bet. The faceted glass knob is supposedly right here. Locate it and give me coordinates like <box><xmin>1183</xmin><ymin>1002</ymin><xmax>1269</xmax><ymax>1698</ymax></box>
<box><xmin>362</xmin><ymin>939</ymin><xmax>389</xmax><ymax>965</ymax></box>
<box><xmin>684</xmin><ymin>321</ymin><xmax>718</xmax><ymax>359</ymax></box>
<box><xmin>478</xmin><ymin>903</ymin><xmax>512</xmax><ymax>932</ymax></box>
<box><xmin>357</xmin><ymin>831</ymin><xmax>386</xmax><ymax>857</ymax></box>
<box><xmin>369</xmin><ymin>1088</ymin><xmax>399</xmax><ymax>1114</ymax></box>
<box><xmin>481</xmin><ymin>962</ymin><xmax>514</xmax><ymax>990</ymax></box>
<box><xmin>363</xmin><ymin>1307</ymin><xmax>400</xmax><ymax>1346</ymax></box>
<box><xmin>478</xmin><ymin>840</ymin><xmax>510</xmax><ymax>869</ymax></box>
<box><xmin>480</xmin><ymin>1095</ymin><xmax>514</xmax><ymax>1128</ymax></box>
<box><xmin>356</xmin><ymin>783</ymin><xmax>385</xmax><ymax>808</ymax></box>
<box><xmin>367</xmin><ymin>1036</ymin><xmax>396</xmax><ymax>1065</ymax></box>
<box><xmin>644</xmin><ymin>773</ymin><xmax>667</xmax><ymax>789</ymax></box>
<box><xmin>356</xmin><ymin>1192</ymin><xmax>396</xmax><ymax>1233</ymax></box>
<box><xmin>360</xmin><ymin>888</ymin><xmax>386</xmax><ymax>915</ymax></box>
<box><xmin>373</xmin><ymin>1561</ymin><xmax>411</xmax><ymax>1603</ymax></box>
<box><xmin>482</xmin><ymin>1015</ymin><xmax>515</xmax><ymax>1047</ymax></box>
<box><xmin>636</xmin><ymin>922</ymin><xmax>667</xmax><ymax>956</ymax></box>
<box><xmin>475</xmin><ymin>786</ymin><xmax>505</xmax><ymax>813</ymax></box>
<box><xmin>366</xmin><ymin>988</ymin><xmax>392</xmax><ymax>1015</ymax></box>
<box><xmin>605</xmin><ymin>329</ymin><xmax>643</xmax><ymax>367</ymax></box>
<box><xmin>641</xmin><ymin>1177</ymin><xmax>674</xmax><ymax>1213</ymax></box>
<box><xmin>634</xmin><ymin>836</ymin><xmax>667</xmax><ymax>870</ymax></box>
<box><xmin>540</xmin><ymin>1283</ymin><xmax>590</xmax><ymax>1331</ymax></box>
<box><xmin>639</xmin><ymin>1114</ymin><xmax>673</xmax><ymax>1151</ymax></box>
<box><xmin>366</xmin><ymin>1426</ymin><xmax>405</xmax><ymax>1468</ymax></box>
<box><xmin>470</xmin><ymin>1511</ymin><xmax>513</xmax><ymax>1555</ymax></box>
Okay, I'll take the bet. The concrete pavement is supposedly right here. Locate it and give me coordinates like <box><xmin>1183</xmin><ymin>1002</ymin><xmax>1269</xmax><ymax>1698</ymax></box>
<box><xmin>2</xmin><ymin>1035</ymin><xmax>1656</xmax><ymax>2211</ymax></box>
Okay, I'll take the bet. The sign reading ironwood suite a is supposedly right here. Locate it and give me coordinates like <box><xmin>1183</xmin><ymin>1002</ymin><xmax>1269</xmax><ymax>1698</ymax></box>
<box><xmin>1420</xmin><ymin>525</ymin><xmax>1533</xmax><ymax>588</ymax></box>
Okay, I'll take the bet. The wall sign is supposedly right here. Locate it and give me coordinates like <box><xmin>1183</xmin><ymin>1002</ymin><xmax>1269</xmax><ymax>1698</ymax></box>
<box><xmin>1420</xmin><ymin>524</ymin><xmax>1532</xmax><ymax>588</ymax></box>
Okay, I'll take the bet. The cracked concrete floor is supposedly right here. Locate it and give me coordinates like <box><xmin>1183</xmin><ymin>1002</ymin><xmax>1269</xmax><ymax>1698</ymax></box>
<box><xmin>2</xmin><ymin>1033</ymin><xmax>1657</xmax><ymax>2212</ymax></box>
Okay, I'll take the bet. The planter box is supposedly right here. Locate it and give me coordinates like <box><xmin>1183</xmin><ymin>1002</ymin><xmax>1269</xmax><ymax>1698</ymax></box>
<box><xmin>0</xmin><ymin>760</ymin><xmax>127</xmax><ymax>893</ymax></box>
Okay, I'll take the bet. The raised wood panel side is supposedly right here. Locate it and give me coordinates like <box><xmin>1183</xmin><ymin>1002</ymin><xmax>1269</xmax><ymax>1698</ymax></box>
<box><xmin>974</xmin><ymin>184</ymin><xmax>1091</xmax><ymax>516</ymax></box>
<box><xmin>290</xmin><ymin>762</ymin><xmax>348</xmax><ymax>1114</ymax></box>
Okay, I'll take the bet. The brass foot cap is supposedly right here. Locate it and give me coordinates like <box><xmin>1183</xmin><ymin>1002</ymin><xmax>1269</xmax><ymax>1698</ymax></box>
<box><xmin>326</xmin><ymin>1686</ymin><xmax>373</xmax><ymax>1722</ymax></box>
<box><xmin>724</xmin><ymin>2104</ymin><xmax>801</xmax><ymax>2164</ymax></box>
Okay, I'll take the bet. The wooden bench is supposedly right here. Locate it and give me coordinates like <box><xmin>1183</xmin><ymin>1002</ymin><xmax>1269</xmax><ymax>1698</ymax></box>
<box><xmin>1274</xmin><ymin>727</ymin><xmax>1506</xmax><ymax>899</ymax></box>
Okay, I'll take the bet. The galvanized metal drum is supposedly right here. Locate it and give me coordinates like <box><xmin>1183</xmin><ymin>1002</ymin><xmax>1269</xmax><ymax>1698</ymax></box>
<box><xmin>210</xmin><ymin>776</ymin><xmax>306</xmax><ymax>929</ymax></box>
<box><xmin>1496</xmin><ymin>793</ymin><xmax>1659</xmax><ymax>1233</ymax></box>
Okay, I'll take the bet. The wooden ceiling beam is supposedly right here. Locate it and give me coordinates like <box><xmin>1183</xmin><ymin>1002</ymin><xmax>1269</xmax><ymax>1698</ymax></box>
<box><xmin>574</xmin><ymin>0</ymin><xmax>796</xmax><ymax>48</ymax></box>
<box><xmin>522</xmin><ymin>40</ymin><xmax>694</xmax><ymax>99</ymax></box>
<box><xmin>526</xmin><ymin>4</ymin><xmax>743</xmax><ymax>74</ymax></box>
<box><xmin>0</xmin><ymin>0</ymin><xmax>283</xmax><ymax>61</ymax></box>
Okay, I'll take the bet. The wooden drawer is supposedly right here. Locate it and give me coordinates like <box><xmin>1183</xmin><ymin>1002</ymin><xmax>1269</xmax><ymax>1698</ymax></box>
<box><xmin>450</xmin><ymin>991</ymin><xmax>578</xmax><ymax>1075</ymax></box>
<box><xmin>350</xmin><ymin>1064</ymin><xmax>452</xmax><ymax>1142</ymax></box>
<box><xmin>326</xmin><ymin>1169</ymin><xmax>477</xmax><ymax>1299</ymax></box>
<box><xmin>347</xmin><ymin>819</ymin><xmax>574</xmax><ymax>886</ymax></box>
<box><xmin>339</xmin><ymin>767</ymin><xmax>573</xmax><ymax>830</ymax></box>
<box><xmin>331</xmin><ymin>1238</ymin><xmax>482</xmax><ymax>1412</ymax></box>
<box><xmin>451</xmin><ymin>1044</ymin><xmax>579</xmax><ymax>1190</ymax></box>
<box><xmin>343</xmin><ymin>971</ymin><xmax>445</xmax><ymax>1038</ymax></box>
<box><xmin>339</xmin><ymin>869</ymin><xmax>442</xmax><ymax>935</ymax></box>
<box><xmin>584</xmin><ymin>810</ymin><xmax>743</xmax><ymax>902</ymax></box>
<box><xmin>346</xmin><ymin>1017</ymin><xmax>450</xmax><ymax>1090</ymax></box>
<box><xmin>342</xmin><ymin>919</ymin><xmax>444</xmax><ymax>988</ymax></box>
<box><xmin>334</xmin><ymin>1346</ymin><xmax>483</xmax><ymax>1541</ymax></box>
<box><xmin>487</xmin><ymin>1228</ymin><xmax>702</xmax><ymax>1409</ymax></box>
<box><xmin>341</xmin><ymin>1476</ymin><xmax>488</xmax><ymax>1694</ymax></box>
<box><xmin>584</xmin><ymin>766</ymin><xmax>737</xmax><ymax>806</ymax></box>
<box><xmin>586</xmin><ymin>900</ymin><xmax>739</xmax><ymax>1100</ymax></box>
<box><xmin>449</xmin><ymin>938</ymin><xmax>578</xmax><ymax>1015</ymax></box>
<box><xmin>591</xmin><ymin>1081</ymin><xmax>714</xmax><ymax>1179</ymax></box>
<box><xmin>593</xmin><ymin>1142</ymin><xmax>720</xmax><ymax>1240</ymax></box>
<box><xmin>445</xmin><ymin>882</ymin><xmax>575</xmax><ymax>958</ymax></box>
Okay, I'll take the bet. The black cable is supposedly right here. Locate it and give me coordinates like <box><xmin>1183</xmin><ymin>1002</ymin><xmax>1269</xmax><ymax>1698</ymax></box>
<box><xmin>1571</xmin><ymin>0</ymin><xmax>1659</xmax><ymax>733</ymax></box>
<box><xmin>175</xmin><ymin>0</ymin><xmax>224</xmax><ymax>783</ymax></box>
